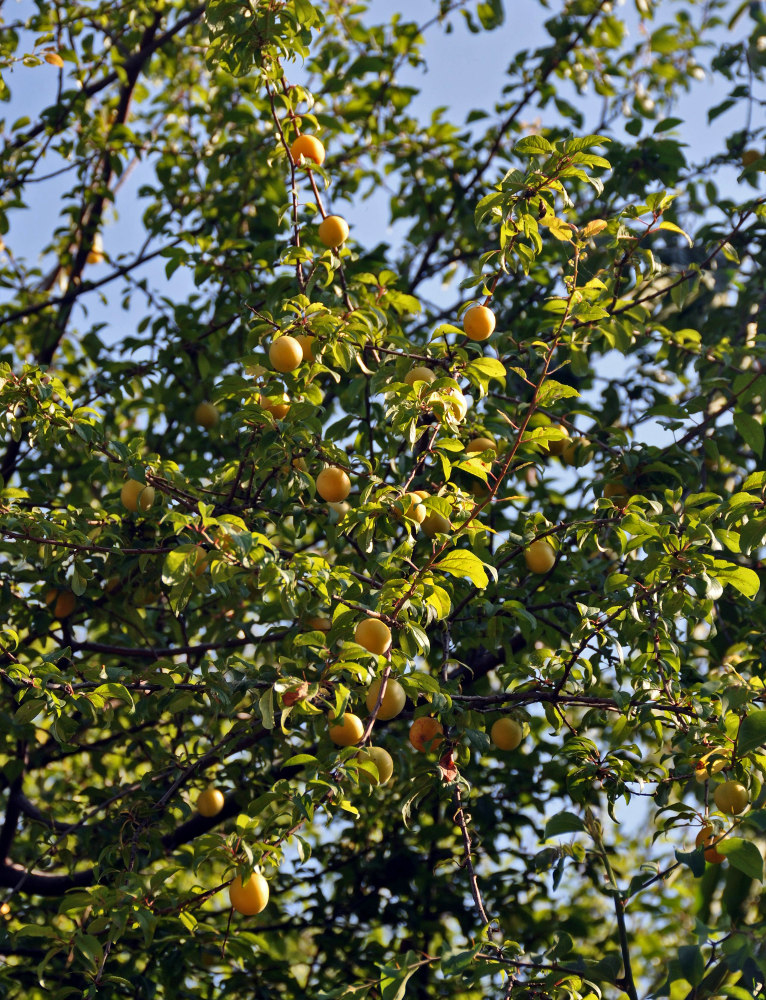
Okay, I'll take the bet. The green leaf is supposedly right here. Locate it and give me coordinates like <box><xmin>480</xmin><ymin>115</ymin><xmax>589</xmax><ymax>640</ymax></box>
<box><xmin>464</xmin><ymin>357</ymin><xmax>506</xmax><ymax>383</ymax></box>
<box><xmin>93</xmin><ymin>684</ymin><xmax>135</xmax><ymax>710</ymax></box>
<box><xmin>434</xmin><ymin>550</ymin><xmax>489</xmax><ymax>588</ymax></box>
<box><xmin>711</xmin><ymin>561</ymin><xmax>760</xmax><ymax>599</ymax></box>
<box><xmin>658</xmin><ymin>219</ymin><xmax>692</xmax><ymax>247</ymax></box>
<box><xmin>544</xmin><ymin>812</ymin><xmax>585</xmax><ymax>839</ymax></box>
<box><xmin>674</xmin><ymin>847</ymin><xmax>705</xmax><ymax>878</ymax></box>
<box><xmin>441</xmin><ymin>945</ymin><xmax>481</xmax><ymax>976</ymax></box>
<box><xmin>677</xmin><ymin>945</ymin><xmax>704</xmax><ymax>986</ymax></box>
<box><xmin>734</xmin><ymin>411</ymin><xmax>764</xmax><ymax>457</ymax></box>
<box><xmin>717</xmin><ymin>838</ymin><xmax>763</xmax><ymax>881</ymax></box>
<box><xmin>744</xmin><ymin>809</ymin><xmax>766</xmax><ymax>831</ymax></box>
<box><xmin>719</xmin><ymin>986</ymin><xmax>761</xmax><ymax>1000</ymax></box>
<box><xmin>258</xmin><ymin>687</ymin><xmax>275</xmax><ymax>730</ymax></box>
<box><xmin>737</xmin><ymin>710</ymin><xmax>766</xmax><ymax>756</ymax></box>
<box><xmin>282</xmin><ymin>754</ymin><xmax>318</xmax><ymax>767</ymax></box>
<box><xmin>536</xmin><ymin>380</ymin><xmax>580</xmax><ymax>406</ymax></box>
<box><xmin>16</xmin><ymin>924</ymin><xmax>62</xmax><ymax>940</ymax></box>
<box><xmin>15</xmin><ymin>697</ymin><xmax>46</xmax><ymax>724</ymax></box>
<box><xmin>74</xmin><ymin>932</ymin><xmax>103</xmax><ymax>967</ymax></box>
<box><xmin>742</xmin><ymin>471</ymin><xmax>766</xmax><ymax>493</ymax></box>
<box><xmin>381</xmin><ymin>954</ymin><xmax>422</xmax><ymax>1000</ymax></box>
<box><xmin>513</xmin><ymin>135</ymin><xmax>554</xmax><ymax>155</ymax></box>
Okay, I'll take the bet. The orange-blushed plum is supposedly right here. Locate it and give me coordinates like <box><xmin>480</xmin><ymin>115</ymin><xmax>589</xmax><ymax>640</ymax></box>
<box><xmin>290</xmin><ymin>134</ymin><xmax>325</xmax><ymax>166</ymax></box>
<box><xmin>463</xmin><ymin>305</ymin><xmax>496</xmax><ymax>342</ymax></box>
<box><xmin>318</xmin><ymin>215</ymin><xmax>349</xmax><ymax>248</ymax></box>
<box><xmin>409</xmin><ymin>717</ymin><xmax>444</xmax><ymax>753</ymax></box>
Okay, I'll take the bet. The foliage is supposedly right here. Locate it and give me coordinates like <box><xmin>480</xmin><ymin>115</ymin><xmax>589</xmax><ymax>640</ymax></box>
<box><xmin>0</xmin><ymin>0</ymin><xmax>766</xmax><ymax>997</ymax></box>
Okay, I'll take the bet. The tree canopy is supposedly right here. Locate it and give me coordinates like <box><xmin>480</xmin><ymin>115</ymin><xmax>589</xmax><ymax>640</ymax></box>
<box><xmin>1</xmin><ymin>0</ymin><xmax>766</xmax><ymax>997</ymax></box>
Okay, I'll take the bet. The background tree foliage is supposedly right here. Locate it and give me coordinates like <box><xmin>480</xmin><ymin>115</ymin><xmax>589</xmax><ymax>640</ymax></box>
<box><xmin>1</xmin><ymin>0</ymin><xmax>766</xmax><ymax>996</ymax></box>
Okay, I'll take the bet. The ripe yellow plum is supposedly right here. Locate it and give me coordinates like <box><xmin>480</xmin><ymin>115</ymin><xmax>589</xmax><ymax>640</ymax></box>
<box><xmin>409</xmin><ymin>717</ymin><xmax>444</xmax><ymax>753</ymax></box>
<box><xmin>328</xmin><ymin>712</ymin><xmax>365</xmax><ymax>746</ymax></box>
<box><xmin>396</xmin><ymin>492</ymin><xmax>426</xmax><ymax>524</ymax></box>
<box><xmin>318</xmin><ymin>215</ymin><xmax>349</xmax><ymax>248</ymax></box>
<box><xmin>433</xmin><ymin>386</ymin><xmax>468</xmax><ymax>422</ymax></box>
<box><xmin>524</xmin><ymin>539</ymin><xmax>556</xmax><ymax>574</ymax></box>
<box><xmin>365</xmin><ymin>677</ymin><xmax>405</xmax><ymax>720</ymax></box>
<box><xmin>259</xmin><ymin>393</ymin><xmax>290</xmax><ymax>419</ymax></box>
<box><xmin>490</xmin><ymin>717</ymin><xmax>523</xmax><ymax>751</ymax></box>
<box><xmin>713</xmin><ymin>780</ymin><xmax>749</xmax><ymax>815</ymax></box>
<box><xmin>358</xmin><ymin>746</ymin><xmax>394</xmax><ymax>785</ymax></box>
<box><xmin>295</xmin><ymin>334</ymin><xmax>317</xmax><ymax>362</ymax></box>
<box><xmin>229</xmin><ymin>873</ymin><xmax>269</xmax><ymax>915</ymax></box>
<box><xmin>328</xmin><ymin>500</ymin><xmax>351</xmax><ymax>520</ymax></box>
<box><xmin>404</xmin><ymin>366</ymin><xmax>436</xmax><ymax>387</ymax></box>
<box><xmin>695</xmin><ymin>824</ymin><xmax>725</xmax><ymax>864</ymax></box>
<box><xmin>307</xmin><ymin>615</ymin><xmax>332</xmax><ymax>631</ymax></box>
<box><xmin>316</xmin><ymin>466</ymin><xmax>351</xmax><ymax>502</ymax></box>
<box><xmin>86</xmin><ymin>232</ymin><xmax>104</xmax><ymax>264</ymax></box>
<box><xmin>121</xmin><ymin>479</ymin><xmax>155</xmax><ymax>513</ymax></box>
<box><xmin>195</xmin><ymin>401</ymin><xmax>219</xmax><ymax>428</ymax></box>
<box><xmin>269</xmin><ymin>335</ymin><xmax>303</xmax><ymax>373</ymax></box>
<box><xmin>603</xmin><ymin>480</ymin><xmax>631</xmax><ymax>503</ymax></box>
<box><xmin>463</xmin><ymin>305</ymin><xmax>496</xmax><ymax>342</ymax></box>
<box><xmin>46</xmin><ymin>589</ymin><xmax>77</xmax><ymax>619</ymax></box>
<box><xmin>422</xmin><ymin>505</ymin><xmax>451</xmax><ymax>537</ymax></box>
<box><xmin>197</xmin><ymin>787</ymin><xmax>225</xmax><ymax>817</ymax></box>
<box><xmin>355</xmin><ymin>618</ymin><xmax>392</xmax><ymax>655</ymax></box>
<box><xmin>466</xmin><ymin>437</ymin><xmax>496</xmax><ymax>459</ymax></box>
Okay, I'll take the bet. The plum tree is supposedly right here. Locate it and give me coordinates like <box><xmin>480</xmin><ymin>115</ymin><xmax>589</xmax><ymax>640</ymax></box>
<box><xmin>3</xmin><ymin>2</ymin><xmax>766</xmax><ymax>999</ymax></box>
